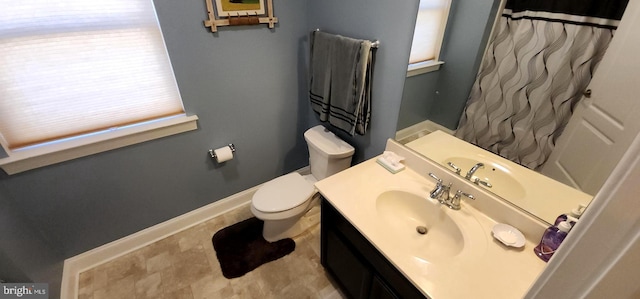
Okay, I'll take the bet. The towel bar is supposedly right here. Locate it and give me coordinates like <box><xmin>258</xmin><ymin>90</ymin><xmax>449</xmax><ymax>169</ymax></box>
<box><xmin>314</xmin><ymin>29</ymin><xmax>379</xmax><ymax>49</ymax></box>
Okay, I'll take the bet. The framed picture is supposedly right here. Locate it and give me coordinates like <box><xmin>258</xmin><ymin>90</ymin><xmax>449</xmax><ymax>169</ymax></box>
<box><xmin>215</xmin><ymin>0</ymin><xmax>266</xmax><ymax>17</ymax></box>
<box><xmin>204</xmin><ymin>0</ymin><xmax>277</xmax><ymax>32</ymax></box>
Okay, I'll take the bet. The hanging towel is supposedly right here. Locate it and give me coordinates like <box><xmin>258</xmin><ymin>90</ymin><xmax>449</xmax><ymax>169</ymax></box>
<box><xmin>309</xmin><ymin>31</ymin><xmax>373</xmax><ymax>136</ymax></box>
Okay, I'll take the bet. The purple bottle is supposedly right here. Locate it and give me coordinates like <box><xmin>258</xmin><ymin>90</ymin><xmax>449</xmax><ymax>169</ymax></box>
<box><xmin>534</xmin><ymin>221</ymin><xmax>572</xmax><ymax>262</ymax></box>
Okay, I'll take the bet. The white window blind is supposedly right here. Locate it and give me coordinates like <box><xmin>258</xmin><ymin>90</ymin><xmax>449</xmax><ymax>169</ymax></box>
<box><xmin>0</xmin><ymin>0</ymin><xmax>185</xmax><ymax>150</ymax></box>
<box><xmin>409</xmin><ymin>0</ymin><xmax>451</xmax><ymax>64</ymax></box>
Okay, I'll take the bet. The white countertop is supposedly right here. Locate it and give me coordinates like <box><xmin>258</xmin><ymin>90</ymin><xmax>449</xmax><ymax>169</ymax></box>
<box><xmin>315</xmin><ymin>147</ymin><xmax>547</xmax><ymax>298</ymax></box>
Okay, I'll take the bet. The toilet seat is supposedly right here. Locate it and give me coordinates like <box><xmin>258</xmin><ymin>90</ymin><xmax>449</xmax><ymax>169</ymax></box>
<box><xmin>252</xmin><ymin>173</ymin><xmax>315</xmax><ymax>213</ymax></box>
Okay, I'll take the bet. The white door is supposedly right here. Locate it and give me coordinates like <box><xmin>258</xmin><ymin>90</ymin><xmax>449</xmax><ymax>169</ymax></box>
<box><xmin>541</xmin><ymin>2</ymin><xmax>640</xmax><ymax>196</ymax></box>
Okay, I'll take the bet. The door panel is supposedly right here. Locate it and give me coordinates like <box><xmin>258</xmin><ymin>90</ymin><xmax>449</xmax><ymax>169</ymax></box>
<box><xmin>542</xmin><ymin>5</ymin><xmax>640</xmax><ymax>195</ymax></box>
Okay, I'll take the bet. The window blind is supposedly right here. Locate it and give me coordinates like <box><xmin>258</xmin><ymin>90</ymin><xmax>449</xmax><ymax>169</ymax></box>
<box><xmin>409</xmin><ymin>0</ymin><xmax>450</xmax><ymax>64</ymax></box>
<box><xmin>0</xmin><ymin>0</ymin><xmax>184</xmax><ymax>150</ymax></box>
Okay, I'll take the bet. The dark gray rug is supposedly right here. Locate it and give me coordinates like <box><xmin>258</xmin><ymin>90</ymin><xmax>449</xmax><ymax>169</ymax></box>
<box><xmin>212</xmin><ymin>217</ymin><xmax>295</xmax><ymax>279</ymax></box>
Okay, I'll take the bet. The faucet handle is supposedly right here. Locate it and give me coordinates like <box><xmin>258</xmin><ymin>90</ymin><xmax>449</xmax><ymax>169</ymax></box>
<box><xmin>447</xmin><ymin>190</ymin><xmax>475</xmax><ymax>210</ymax></box>
<box><xmin>473</xmin><ymin>178</ymin><xmax>493</xmax><ymax>188</ymax></box>
<box><xmin>455</xmin><ymin>190</ymin><xmax>475</xmax><ymax>200</ymax></box>
<box><xmin>428</xmin><ymin>172</ymin><xmax>443</xmax><ymax>183</ymax></box>
<box><xmin>447</xmin><ymin>162</ymin><xmax>462</xmax><ymax>175</ymax></box>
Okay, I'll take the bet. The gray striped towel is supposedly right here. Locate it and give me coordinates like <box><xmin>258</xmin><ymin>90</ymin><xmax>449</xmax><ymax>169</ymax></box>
<box><xmin>309</xmin><ymin>31</ymin><xmax>373</xmax><ymax>136</ymax></box>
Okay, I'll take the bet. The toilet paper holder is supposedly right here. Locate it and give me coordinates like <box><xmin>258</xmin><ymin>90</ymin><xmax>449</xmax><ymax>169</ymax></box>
<box><xmin>208</xmin><ymin>144</ymin><xmax>236</xmax><ymax>160</ymax></box>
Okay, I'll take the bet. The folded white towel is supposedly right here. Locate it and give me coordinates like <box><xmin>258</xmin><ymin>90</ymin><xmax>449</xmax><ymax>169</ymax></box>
<box><xmin>309</xmin><ymin>31</ymin><xmax>373</xmax><ymax>135</ymax></box>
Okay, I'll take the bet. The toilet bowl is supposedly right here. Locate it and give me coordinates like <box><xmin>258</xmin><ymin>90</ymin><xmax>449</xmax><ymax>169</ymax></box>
<box><xmin>251</xmin><ymin>125</ymin><xmax>355</xmax><ymax>242</ymax></box>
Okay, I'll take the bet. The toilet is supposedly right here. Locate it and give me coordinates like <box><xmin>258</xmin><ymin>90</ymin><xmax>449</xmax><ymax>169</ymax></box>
<box><xmin>250</xmin><ymin>125</ymin><xmax>355</xmax><ymax>242</ymax></box>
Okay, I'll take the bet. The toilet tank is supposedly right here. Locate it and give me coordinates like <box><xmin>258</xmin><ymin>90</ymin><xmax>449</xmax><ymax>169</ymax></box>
<box><xmin>304</xmin><ymin>125</ymin><xmax>355</xmax><ymax>180</ymax></box>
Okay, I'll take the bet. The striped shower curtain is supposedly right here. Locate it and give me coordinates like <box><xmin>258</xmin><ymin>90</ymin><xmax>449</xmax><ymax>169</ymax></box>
<box><xmin>455</xmin><ymin>0</ymin><xmax>628</xmax><ymax>170</ymax></box>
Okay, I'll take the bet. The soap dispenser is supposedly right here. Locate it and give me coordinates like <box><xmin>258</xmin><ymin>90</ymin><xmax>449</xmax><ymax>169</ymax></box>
<box><xmin>553</xmin><ymin>203</ymin><xmax>586</xmax><ymax>226</ymax></box>
<box><xmin>534</xmin><ymin>221</ymin><xmax>572</xmax><ymax>262</ymax></box>
<box><xmin>554</xmin><ymin>214</ymin><xmax>579</xmax><ymax>226</ymax></box>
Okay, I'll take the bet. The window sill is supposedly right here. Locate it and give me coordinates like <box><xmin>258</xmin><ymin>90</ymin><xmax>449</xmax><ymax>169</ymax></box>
<box><xmin>407</xmin><ymin>60</ymin><xmax>445</xmax><ymax>77</ymax></box>
<box><xmin>0</xmin><ymin>114</ymin><xmax>199</xmax><ymax>175</ymax></box>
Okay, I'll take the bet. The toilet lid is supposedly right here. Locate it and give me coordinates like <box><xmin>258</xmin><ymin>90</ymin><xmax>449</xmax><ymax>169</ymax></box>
<box><xmin>253</xmin><ymin>173</ymin><xmax>315</xmax><ymax>213</ymax></box>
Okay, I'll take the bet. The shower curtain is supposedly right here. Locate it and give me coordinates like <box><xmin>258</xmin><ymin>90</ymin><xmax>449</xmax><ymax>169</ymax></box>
<box><xmin>455</xmin><ymin>0</ymin><xmax>628</xmax><ymax>170</ymax></box>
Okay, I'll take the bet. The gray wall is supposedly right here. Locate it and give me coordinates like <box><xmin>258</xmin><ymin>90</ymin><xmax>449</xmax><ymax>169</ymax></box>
<box><xmin>0</xmin><ymin>190</ymin><xmax>63</xmax><ymax>297</ymax></box>
<box><xmin>0</xmin><ymin>0</ymin><xmax>419</xmax><ymax>296</ymax></box>
<box><xmin>398</xmin><ymin>0</ymin><xmax>500</xmax><ymax>130</ymax></box>
<box><xmin>397</xmin><ymin>72</ymin><xmax>439</xmax><ymax>130</ymax></box>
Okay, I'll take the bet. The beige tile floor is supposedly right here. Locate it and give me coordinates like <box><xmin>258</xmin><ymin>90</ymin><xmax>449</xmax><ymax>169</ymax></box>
<box><xmin>77</xmin><ymin>204</ymin><xmax>345</xmax><ymax>299</ymax></box>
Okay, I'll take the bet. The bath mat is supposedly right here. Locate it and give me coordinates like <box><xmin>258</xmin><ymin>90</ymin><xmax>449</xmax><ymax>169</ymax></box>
<box><xmin>212</xmin><ymin>217</ymin><xmax>295</xmax><ymax>279</ymax></box>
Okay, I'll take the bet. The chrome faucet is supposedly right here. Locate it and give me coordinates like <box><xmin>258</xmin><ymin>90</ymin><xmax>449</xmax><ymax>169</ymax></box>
<box><xmin>428</xmin><ymin>173</ymin><xmax>451</xmax><ymax>204</ymax></box>
<box><xmin>465</xmin><ymin>162</ymin><xmax>484</xmax><ymax>180</ymax></box>
<box><xmin>427</xmin><ymin>173</ymin><xmax>475</xmax><ymax>210</ymax></box>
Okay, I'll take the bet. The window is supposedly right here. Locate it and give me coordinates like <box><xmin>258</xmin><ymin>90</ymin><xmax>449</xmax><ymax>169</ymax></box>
<box><xmin>0</xmin><ymin>0</ymin><xmax>198</xmax><ymax>174</ymax></box>
<box><xmin>407</xmin><ymin>0</ymin><xmax>452</xmax><ymax>76</ymax></box>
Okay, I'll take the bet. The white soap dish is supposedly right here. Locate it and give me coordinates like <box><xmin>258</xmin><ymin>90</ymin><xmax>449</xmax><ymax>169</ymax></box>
<box><xmin>492</xmin><ymin>223</ymin><xmax>525</xmax><ymax>248</ymax></box>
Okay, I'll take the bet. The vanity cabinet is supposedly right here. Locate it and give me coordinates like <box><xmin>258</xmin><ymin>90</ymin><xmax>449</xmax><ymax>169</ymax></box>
<box><xmin>321</xmin><ymin>199</ymin><xmax>426</xmax><ymax>299</ymax></box>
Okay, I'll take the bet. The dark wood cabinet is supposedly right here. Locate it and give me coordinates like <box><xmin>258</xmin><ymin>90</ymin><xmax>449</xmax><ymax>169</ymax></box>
<box><xmin>321</xmin><ymin>199</ymin><xmax>427</xmax><ymax>299</ymax></box>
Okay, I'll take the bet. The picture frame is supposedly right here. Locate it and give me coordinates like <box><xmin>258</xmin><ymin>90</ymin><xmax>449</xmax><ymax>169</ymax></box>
<box><xmin>204</xmin><ymin>0</ymin><xmax>278</xmax><ymax>33</ymax></box>
<box><xmin>215</xmin><ymin>0</ymin><xmax>266</xmax><ymax>17</ymax></box>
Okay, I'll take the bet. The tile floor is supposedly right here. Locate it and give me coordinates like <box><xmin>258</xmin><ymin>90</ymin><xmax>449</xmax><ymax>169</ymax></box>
<box><xmin>77</xmin><ymin>203</ymin><xmax>345</xmax><ymax>299</ymax></box>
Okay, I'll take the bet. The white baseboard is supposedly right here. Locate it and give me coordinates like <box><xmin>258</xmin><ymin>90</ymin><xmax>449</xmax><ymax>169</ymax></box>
<box><xmin>395</xmin><ymin>120</ymin><xmax>455</xmax><ymax>144</ymax></box>
<box><xmin>60</xmin><ymin>166</ymin><xmax>310</xmax><ymax>299</ymax></box>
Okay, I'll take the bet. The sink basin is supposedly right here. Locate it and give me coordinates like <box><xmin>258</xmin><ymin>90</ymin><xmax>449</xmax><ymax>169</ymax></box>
<box><xmin>445</xmin><ymin>156</ymin><xmax>527</xmax><ymax>200</ymax></box>
<box><xmin>376</xmin><ymin>190</ymin><xmax>464</xmax><ymax>259</ymax></box>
